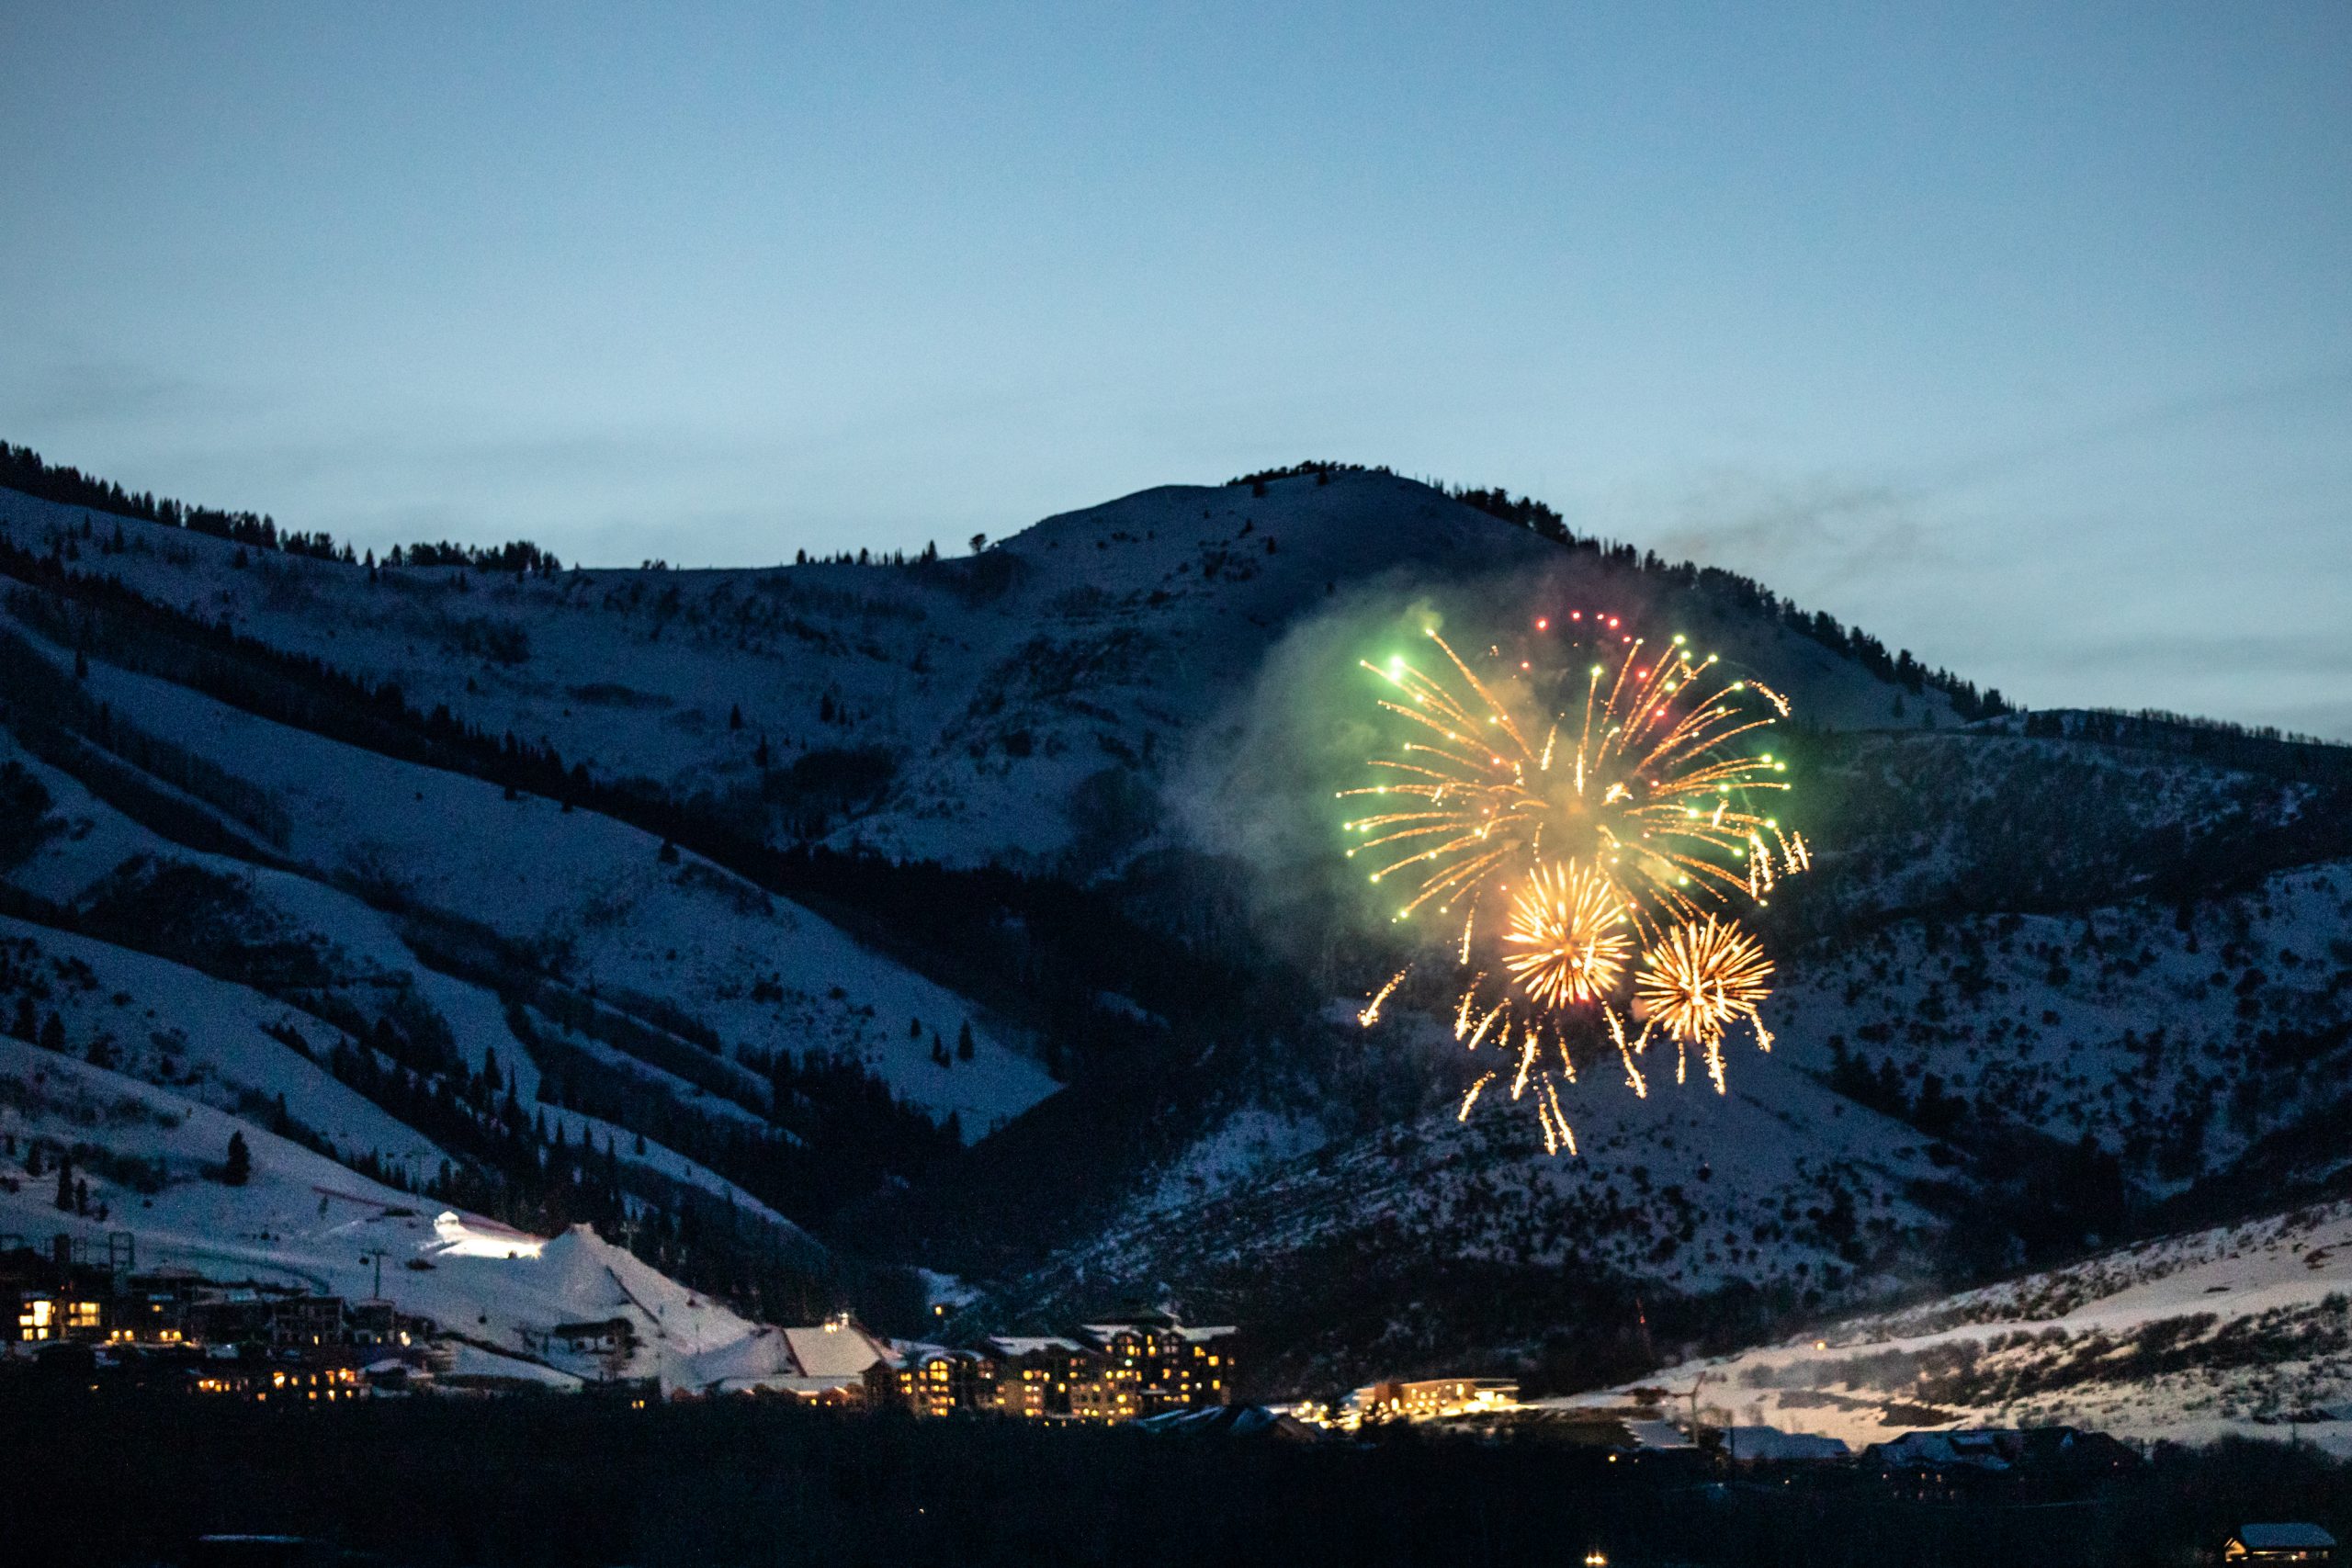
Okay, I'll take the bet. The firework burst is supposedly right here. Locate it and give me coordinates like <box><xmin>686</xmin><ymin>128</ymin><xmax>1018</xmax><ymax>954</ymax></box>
<box><xmin>1501</xmin><ymin>859</ymin><xmax>1631</xmax><ymax>1009</ymax></box>
<box><xmin>1342</xmin><ymin>612</ymin><xmax>1809</xmax><ymax>1153</ymax></box>
<box><xmin>1339</xmin><ymin>625</ymin><xmax>1801</xmax><ymax>937</ymax></box>
<box><xmin>1634</xmin><ymin>914</ymin><xmax>1776</xmax><ymax>1094</ymax></box>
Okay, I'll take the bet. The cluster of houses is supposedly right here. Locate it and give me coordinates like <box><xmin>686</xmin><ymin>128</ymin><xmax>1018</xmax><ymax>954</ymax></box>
<box><xmin>2</xmin><ymin>1231</ymin><xmax>448</xmax><ymax>1397</ymax></box>
<box><xmin>1305</xmin><ymin>1375</ymin><xmax>2164</xmax><ymax>1499</ymax></box>
<box><xmin>6</xmin><ymin>1230</ymin><xmax>1239</xmax><ymax>1419</ymax></box>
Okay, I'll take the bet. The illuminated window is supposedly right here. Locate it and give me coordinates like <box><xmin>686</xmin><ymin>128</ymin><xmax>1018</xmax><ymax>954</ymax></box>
<box><xmin>69</xmin><ymin>1302</ymin><xmax>101</xmax><ymax>1331</ymax></box>
<box><xmin>18</xmin><ymin>1300</ymin><xmax>54</xmax><ymax>1340</ymax></box>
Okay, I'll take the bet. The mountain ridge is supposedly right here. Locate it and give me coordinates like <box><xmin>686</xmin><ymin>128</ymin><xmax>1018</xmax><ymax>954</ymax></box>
<box><xmin>1</xmin><ymin>454</ymin><xmax>2346</xmax><ymax>1435</ymax></box>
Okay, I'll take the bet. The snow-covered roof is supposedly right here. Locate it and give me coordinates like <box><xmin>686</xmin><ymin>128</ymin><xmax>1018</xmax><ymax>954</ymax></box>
<box><xmin>1624</xmin><ymin>1419</ymin><xmax>1696</xmax><ymax>1450</ymax></box>
<box><xmin>709</xmin><ymin>1372</ymin><xmax>864</xmax><ymax>1398</ymax></box>
<box><xmin>1871</xmin><ymin>1431</ymin><xmax>2010</xmax><ymax>1471</ymax></box>
<box><xmin>984</xmin><ymin>1335</ymin><xmax>1086</xmax><ymax>1358</ymax></box>
<box><xmin>438</xmin><ymin>1343</ymin><xmax>583</xmax><ymax>1390</ymax></box>
<box><xmin>782</xmin><ymin>1323</ymin><xmax>890</xmax><ymax>1380</ymax></box>
<box><xmin>2235</xmin><ymin>1524</ymin><xmax>2337</xmax><ymax>1551</ymax></box>
<box><xmin>1725</xmin><ymin>1426</ymin><xmax>1851</xmax><ymax>1461</ymax></box>
<box><xmin>1079</xmin><ymin>1317</ymin><xmax>1233</xmax><ymax>1344</ymax></box>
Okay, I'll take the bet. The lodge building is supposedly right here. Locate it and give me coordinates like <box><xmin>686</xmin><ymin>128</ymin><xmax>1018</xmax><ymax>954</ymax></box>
<box><xmin>858</xmin><ymin>1311</ymin><xmax>1238</xmax><ymax>1423</ymax></box>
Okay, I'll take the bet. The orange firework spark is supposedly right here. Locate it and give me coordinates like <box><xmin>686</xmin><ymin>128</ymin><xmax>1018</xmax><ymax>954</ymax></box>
<box><xmin>1357</xmin><ymin>970</ymin><xmax>1407</xmax><ymax>1028</ymax></box>
<box><xmin>1501</xmin><ymin>859</ymin><xmax>1631</xmax><ymax>1009</ymax></box>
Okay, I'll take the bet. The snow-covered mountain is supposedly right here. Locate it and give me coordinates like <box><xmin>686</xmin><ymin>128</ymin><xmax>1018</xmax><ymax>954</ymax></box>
<box><xmin>0</xmin><ymin>469</ymin><xmax>1949</xmax><ymax>871</ymax></box>
<box><xmin>2</xmin><ymin>455</ymin><xmax>2346</xmax><ymax>1404</ymax></box>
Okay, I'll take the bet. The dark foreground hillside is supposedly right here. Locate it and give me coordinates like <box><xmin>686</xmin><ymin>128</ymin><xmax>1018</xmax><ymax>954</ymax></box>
<box><xmin>14</xmin><ymin>1395</ymin><xmax>2352</xmax><ymax>1568</ymax></box>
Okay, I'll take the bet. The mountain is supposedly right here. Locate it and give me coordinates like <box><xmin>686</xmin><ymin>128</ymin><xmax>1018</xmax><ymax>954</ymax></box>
<box><xmin>2</xmin><ymin>449</ymin><xmax>2347</xmax><ymax>1430</ymax></box>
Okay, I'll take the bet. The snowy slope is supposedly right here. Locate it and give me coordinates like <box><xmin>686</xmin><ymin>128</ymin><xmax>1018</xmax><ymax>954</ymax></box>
<box><xmin>961</xmin><ymin>843</ymin><xmax>2351</xmax><ymax>1390</ymax></box>
<box><xmin>0</xmin><ymin>917</ymin><xmax>444</xmax><ymax>1173</ymax></box>
<box><xmin>997</xmin><ymin>1032</ymin><xmax>1948</xmax><ymax>1382</ymax></box>
<box><xmin>1589</xmin><ymin>1199</ymin><xmax>2352</xmax><ymax>1454</ymax></box>
<box><xmin>0</xmin><ymin>609</ymin><xmax>1056</xmax><ymax>1137</ymax></box>
<box><xmin>1768</xmin><ymin>859</ymin><xmax>2352</xmax><ymax>1191</ymax></box>
<box><xmin>0</xmin><ymin>1039</ymin><xmax>792</xmax><ymax>1393</ymax></box>
<box><xmin>0</xmin><ymin>730</ymin><xmax>832</xmax><ymax>1239</ymax></box>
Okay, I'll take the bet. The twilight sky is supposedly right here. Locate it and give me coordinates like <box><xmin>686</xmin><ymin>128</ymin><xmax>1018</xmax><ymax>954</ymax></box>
<box><xmin>4</xmin><ymin>3</ymin><xmax>2348</xmax><ymax>736</ymax></box>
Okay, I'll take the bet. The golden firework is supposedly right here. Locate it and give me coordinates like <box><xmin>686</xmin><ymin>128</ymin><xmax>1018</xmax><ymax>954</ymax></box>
<box><xmin>1501</xmin><ymin>859</ymin><xmax>1631</xmax><ymax>1009</ymax></box>
<box><xmin>1634</xmin><ymin>914</ymin><xmax>1774</xmax><ymax>1045</ymax></box>
<box><xmin>1338</xmin><ymin>626</ymin><xmax>1804</xmax><ymax>941</ymax></box>
<box><xmin>1634</xmin><ymin>914</ymin><xmax>1776</xmax><ymax>1094</ymax></box>
<box><xmin>1340</xmin><ymin>612</ymin><xmax>1811</xmax><ymax>1153</ymax></box>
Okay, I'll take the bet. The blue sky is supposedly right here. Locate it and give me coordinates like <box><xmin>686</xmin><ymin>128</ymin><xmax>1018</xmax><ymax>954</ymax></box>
<box><xmin>4</xmin><ymin>3</ymin><xmax>2347</xmax><ymax>735</ymax></box>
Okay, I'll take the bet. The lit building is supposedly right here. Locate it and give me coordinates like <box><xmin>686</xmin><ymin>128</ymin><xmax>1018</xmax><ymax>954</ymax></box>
<box><xmin>1341</xmin><ymin>1376</ymin><xmax>1521</xmax><ymax>1426</ymax></box>
<box><xmin>980</xmin><ymin>1336</ymin><xmax>1084</xmax><ymax>1418</ymax></box>
<box><xmin>1076</xmin><ymin>1313</ymin><xmax>1238</xmax><ymax>1414</ymax></box>
<box><xmin>2226</xmin><ymin>1524</ymin><xmax>2337</xmax><ymax>1564</ymax></box>
<box><xmin>877</xmin><ymin>1348</ymin><xmax>997</xmax><ymax>1417</ymax></box>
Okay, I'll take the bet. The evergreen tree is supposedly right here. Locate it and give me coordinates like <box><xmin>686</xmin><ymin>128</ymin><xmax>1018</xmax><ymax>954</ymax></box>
<box><xmin>55</xmin><ymin>1154</ymin><xmax>74</xmax><ymax>1211</ymax></box>
<box><xmin>223</xmin><ymin>1131</ymin><xmax>252</xmax><ymax>1186</ymax></box>
<box><xmin>729</xmin><ymin>704</ymin><xmax>744</xmax><ymax>731</ymax></box>
<box><xmin>956</xmin><ymin>1021</ymin><xmax>975</xmax><ymax>1062</ymax></box>
<box><xmin>26</xmin><ymin>1143</ymin><xmax>43</xmax><ymax>1178</ymax></box>
<box><xmin>9</xmin><ymin>997</ymin><xmax>35</xmax><ymax>1041</ymax></box>
<box><xmin>38</xmin><ymin>1011</ymin><xmax>65</xmax><ymax>1053</ymax></box>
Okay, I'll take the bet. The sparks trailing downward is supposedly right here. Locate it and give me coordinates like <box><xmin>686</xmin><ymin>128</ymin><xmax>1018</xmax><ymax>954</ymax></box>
<box><xmin>1341</xmin><ymin>613</ymin><xmax>1812</xmax><ymax>1154</ymax></box>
